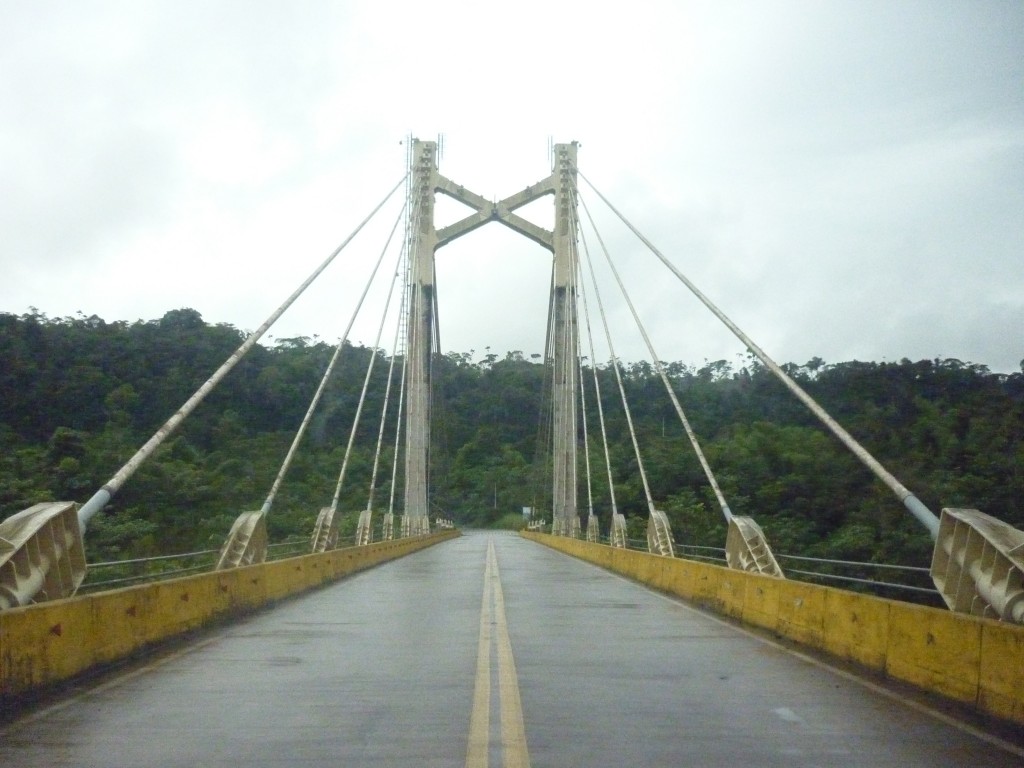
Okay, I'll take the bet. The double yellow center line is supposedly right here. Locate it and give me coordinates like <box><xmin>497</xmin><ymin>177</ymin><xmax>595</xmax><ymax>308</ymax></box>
<box><xmin>466</xmin><ymin>538</ymin><xmax>530</xmax><ymax>768</ymax></box>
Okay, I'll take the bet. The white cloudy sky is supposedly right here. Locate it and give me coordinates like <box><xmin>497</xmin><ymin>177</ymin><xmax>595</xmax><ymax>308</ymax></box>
<box><xmin>2</xmin><ymin>1</ymin><xmax>1022</xmax><ymax>372</ymax></box>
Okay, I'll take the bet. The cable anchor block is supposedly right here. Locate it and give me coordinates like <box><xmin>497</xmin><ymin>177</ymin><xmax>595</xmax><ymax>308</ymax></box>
<box><xmin>0</xmin><ymin>502</ymin><xmax>87</xmax><ymax>609</ymax></box>
<box><xmin>355</xmin><ymin>510</ymin><xmax>373</xmax><ymax>546</ymax></box>
<box><xmin>216</xmin><ymin>511</ymin><xmax>268</xmax><ymax>570</ymax></box>
<box><xmin>311</xmin><ymin>507</ymin><xmax>339</xmax><ymax>553</ymax></box>
<box><xmin>647</xmin><ymin>510</ymin><xmax>675</xmax><ymax>557</ymax></box>
<box><xmin>931</xmin><ymin>508</ymin><xmax>1024</xmax><ymax>624</ymax></box>
<box><xmin>610</xmin><ymin>513</ymin><xmax>628</xmax><ymax>548</ymax></box>
<box><xmin>725</xmin><ymin>516</ymin><xmax>785</xmax><ymax>578</ymax></box>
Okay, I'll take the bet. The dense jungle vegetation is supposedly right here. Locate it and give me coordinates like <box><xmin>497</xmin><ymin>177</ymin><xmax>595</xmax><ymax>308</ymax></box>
<box><xmin>1</xmin><ymin>308</ymin><xmax>1022</xmax><ymax>572</ymax></box>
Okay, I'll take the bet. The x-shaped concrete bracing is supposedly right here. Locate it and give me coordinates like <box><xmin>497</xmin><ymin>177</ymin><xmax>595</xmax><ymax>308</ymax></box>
<box><xmin>435</xmin><ymin>175</ymin><xmax>556</xmax><ymax>251</ymax></box>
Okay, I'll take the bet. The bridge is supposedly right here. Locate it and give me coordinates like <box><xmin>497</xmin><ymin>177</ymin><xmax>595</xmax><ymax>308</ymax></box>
<box><xmin>1</xmin><ymin>140</ymin><xmax>1023</xmax><ymax>765</ymax></box>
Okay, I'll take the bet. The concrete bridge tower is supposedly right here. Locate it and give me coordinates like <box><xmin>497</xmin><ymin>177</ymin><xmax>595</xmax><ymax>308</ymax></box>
<box><xmin>402</xmin><ymin>139</ymin><xmax>580</xmax><ymax>534</ymax></box>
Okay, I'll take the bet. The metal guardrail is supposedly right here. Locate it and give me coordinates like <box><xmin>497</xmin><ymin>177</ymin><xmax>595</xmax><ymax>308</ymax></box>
<box><xmin>781</xmin><ymin>568</ymin><xmax>938</xmax><ymax>596</ymax></box>
<box><xmin>773</xmin><ymin>552</ymin><xmax>938</xmax><ymax>598</ymax></box>
<box><xmin>81</xmin><ymin>527</ymin><xmax>938</xmax><ymax>603</ymax></box>
<box><xmin>584</xmin><ymin>533</ymin><xmax>938</xmax><ymax>601</ymax></box>
<box><xmin>77</xmin><ymin>537</ymin><xmax>354</xmax><ymax>593</ymax></box>
<box><xmin>78</xmin><ymin>515</ymin><xmax>445</xmax><ymax>594</ymax></box>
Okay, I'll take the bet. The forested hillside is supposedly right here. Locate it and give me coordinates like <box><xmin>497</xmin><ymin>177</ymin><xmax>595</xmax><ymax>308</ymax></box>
<box><xmin>2</xmin><ymin>308</ymin><xmax>1022</xmax><ymax>569</ymax></box>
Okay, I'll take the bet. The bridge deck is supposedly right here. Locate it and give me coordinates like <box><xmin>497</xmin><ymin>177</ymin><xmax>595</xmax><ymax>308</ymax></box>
<box><xmin>1</xmin><ymin>532</ymin><xmax>1020</xmax><ymax>766</ymax></box>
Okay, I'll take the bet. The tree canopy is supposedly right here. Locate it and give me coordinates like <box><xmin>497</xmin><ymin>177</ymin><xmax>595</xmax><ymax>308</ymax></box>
<box><xmin>2</xmin><ymin>309</ymin><xmax>1021</xmax><ymax>570</ymax></box>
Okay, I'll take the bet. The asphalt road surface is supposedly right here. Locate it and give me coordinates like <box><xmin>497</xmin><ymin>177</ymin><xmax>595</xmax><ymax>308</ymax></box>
<box><xmin>1</xmin><ymin>532</ymin><xmax>1020</xmax><ymax>767</ymax></box>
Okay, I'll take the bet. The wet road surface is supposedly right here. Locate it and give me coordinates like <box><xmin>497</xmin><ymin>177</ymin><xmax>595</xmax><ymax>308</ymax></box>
<box><xmin>1</xmin><ymin>531</ymin><xmax>1021</xmax><ymax>767</ymax></box>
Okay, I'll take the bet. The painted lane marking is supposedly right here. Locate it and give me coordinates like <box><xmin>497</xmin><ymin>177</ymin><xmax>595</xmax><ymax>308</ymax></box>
<box><xmin>466</xmin><ymin>539</ymin><xmax>494</xmax><ymax>767</ymax></box>
<box><xmin>492</xmin><ymin>542</ymin><xmax>530</xmax><ymax>768</ymax></box>
<box><xmin>466</xmin><ymin>538</ymin><xmax>531</xmax><ymax>768</ymax></box>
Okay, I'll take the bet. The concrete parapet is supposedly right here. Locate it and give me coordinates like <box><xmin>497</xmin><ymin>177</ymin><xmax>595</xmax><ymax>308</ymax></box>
<box><xmin>0</xmin><ymin>531</ymin><xmax>458</xmax><ymax>698</ymax></box>
<box><xmin>522</xmin><ymin>531</ymin><xmax>1024</xmax><ymax>727</ymax></box>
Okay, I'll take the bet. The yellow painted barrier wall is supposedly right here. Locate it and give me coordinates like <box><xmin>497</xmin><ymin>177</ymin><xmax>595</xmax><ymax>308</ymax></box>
<box><xmin>0</xmin><ymin>531</ymin><xmax>459</xmax><ymax>698</ymax></box>
<box><xmin>522</xmin><ymin>532</ymin><xmax>1024</xmax><ymax>727</ymax></box>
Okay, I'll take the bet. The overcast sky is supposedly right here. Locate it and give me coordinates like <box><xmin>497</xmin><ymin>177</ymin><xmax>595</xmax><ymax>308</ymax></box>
<box><xmin>2</xmin><ymin>1</ymin><xmax>1022</xmax><ymax>373</ymax></box>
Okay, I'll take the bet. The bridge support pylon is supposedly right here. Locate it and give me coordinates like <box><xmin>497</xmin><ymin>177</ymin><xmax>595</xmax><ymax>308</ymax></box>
<box><xmin>401</xmin><ymin>139</ymin><xmax>581</xmax><ymax>532</ymax></box>
<box><xmin>548</xmin><ymin>142</ymin><xmax>580</xmax><ymax>535</ymax></box>
<box><xmin>402</xmin><ymin>140</ymin><xmax>438</xmax><ymax>528</ymax></box>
